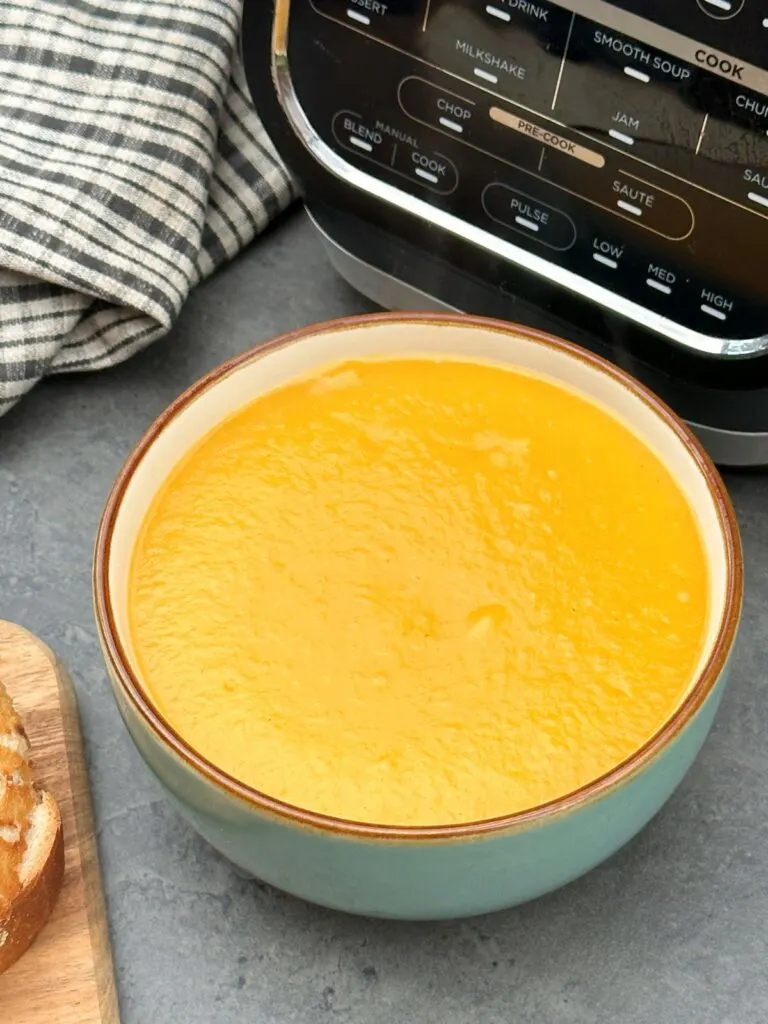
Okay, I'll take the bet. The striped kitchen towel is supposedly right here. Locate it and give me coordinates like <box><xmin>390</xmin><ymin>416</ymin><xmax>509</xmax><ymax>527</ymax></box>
<box><xmin>0</xmin><ymin>0</ymin><xmax>296</xmax><ymax>417</ymax></box>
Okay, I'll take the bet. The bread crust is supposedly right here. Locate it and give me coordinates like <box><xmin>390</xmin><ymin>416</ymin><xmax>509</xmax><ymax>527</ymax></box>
<box><xmin>0</xmin><ymin>676</ymin><xmax>65</xmax><ymax>976</ymax></box>
<box><xmin>0</xmin><ymin>792</ymin><xmax>65</xmax><ymax>975</ymax></box>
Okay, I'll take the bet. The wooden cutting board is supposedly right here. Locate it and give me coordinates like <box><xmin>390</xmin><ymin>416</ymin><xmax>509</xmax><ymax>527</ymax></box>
<box><xmin>0</xmin><ymin>621</ymin><xmax>120</xmax><ymax>1022</ymax></box>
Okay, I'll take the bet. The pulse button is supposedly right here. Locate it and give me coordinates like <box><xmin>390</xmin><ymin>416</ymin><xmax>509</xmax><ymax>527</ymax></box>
<box><xmin>482</xmin><ymin>183</ymin><xmax>576</xmax><ymax>250</ymax></box>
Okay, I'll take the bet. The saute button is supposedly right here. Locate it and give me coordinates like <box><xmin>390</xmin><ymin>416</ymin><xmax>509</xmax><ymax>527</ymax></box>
<box><xmin>698</xmin><ymin>118</ymin><xmax>768</xmax><ymax>214</ymax></box>
<box><xmin>392</xmin><ymin>143</ymin><xmax>459</xmax><ymax>192</ymax></box>
<box><xmin>482</xmin><ymin>183</ymin><xmax>576</xmax><ymax>250</ymax></box>
<box><xmin>332</xmin><ymin>110</ymin><xmax>394</xmax><ymax>164</ymax></box>
<box><xmin>609</xmin><ymin>171</ymin><xmax>694</xmax><ymax>240</ymax></box>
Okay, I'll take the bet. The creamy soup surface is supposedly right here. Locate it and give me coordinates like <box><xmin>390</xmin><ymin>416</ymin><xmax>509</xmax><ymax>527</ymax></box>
<box><xmin>129</xmin><ymin>356</ymin><xmax>709</xmax><ymax>826</ymax></box>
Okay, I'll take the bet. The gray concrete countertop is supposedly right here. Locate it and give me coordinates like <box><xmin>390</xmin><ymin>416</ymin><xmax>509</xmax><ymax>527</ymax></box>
<box><xmin>2</xmin><ymin>208</ymin><xmax>767</xmax><ymax>1024</ymax></box>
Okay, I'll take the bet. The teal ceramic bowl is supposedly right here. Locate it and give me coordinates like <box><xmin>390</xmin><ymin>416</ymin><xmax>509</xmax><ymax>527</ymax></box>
<box><xmin>94</xmin><ymin>313</ymin><xmax>742</xmax><ymax>920</ymax></box>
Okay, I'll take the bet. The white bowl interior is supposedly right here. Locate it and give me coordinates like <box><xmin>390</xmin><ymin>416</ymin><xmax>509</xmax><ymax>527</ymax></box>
<box><xmin>108</xmin><ymin>319</ymin><xmax>729</xmax><ymax>699</ymax></box>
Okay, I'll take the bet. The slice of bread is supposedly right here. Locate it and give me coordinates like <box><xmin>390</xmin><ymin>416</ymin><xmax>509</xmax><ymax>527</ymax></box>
<box><xmin>0</xmin><ymin>680</ymin><xmax>64</xmax><ymax>975</ymax></box>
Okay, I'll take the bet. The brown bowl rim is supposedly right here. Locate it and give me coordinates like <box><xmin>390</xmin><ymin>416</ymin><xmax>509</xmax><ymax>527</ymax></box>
<box><xmin>93</xmin><ymin>311</ymin><xmax>743</xmax><ymax>841</ymax></box>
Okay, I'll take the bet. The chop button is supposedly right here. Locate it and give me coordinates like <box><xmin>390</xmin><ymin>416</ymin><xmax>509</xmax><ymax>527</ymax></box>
<box><xmin>398</xmin><ymin>76</ymin><xmax>478</xmax><ymax>138</ymax></box>
<box><xmin>610</xmin><ymin>172</ymin><xmax>694</xmax><ymax>240</ymax></box>
<box><xmin>482</xmin><ymin>183</ymin><xmax>576</xmax><ymax>250</ymax></box>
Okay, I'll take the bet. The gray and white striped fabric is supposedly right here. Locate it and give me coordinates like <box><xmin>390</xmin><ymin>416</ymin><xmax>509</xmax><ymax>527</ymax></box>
<box><xmin>0</xmin><ymin>0</ymin><xmax>296</xmax><ymax>417</ymax></box>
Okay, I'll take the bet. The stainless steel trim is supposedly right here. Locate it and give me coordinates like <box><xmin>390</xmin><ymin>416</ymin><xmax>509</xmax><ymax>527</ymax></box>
<box><xmin>272</xmin><ymin>1</ymin><xmax>768</xmax><ymax>359</ymax></box>
<box><xmin>310</xmin><ymin>218</ymin><xmax>768</xmax><ymax>466</ymax></box>
<box><xmin>308</xmin><ymin>208</ymin><xmax>460</xmax><ymax>312</ymax></box>
<box><xmin>688</xmin><ymin>421</ymin><xmax>768</xmax><ymax>467</ymax></box>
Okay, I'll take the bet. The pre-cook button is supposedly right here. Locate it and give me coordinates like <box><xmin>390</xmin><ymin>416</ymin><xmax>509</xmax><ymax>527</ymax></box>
<box><xmin>332</xmin><ymin>110</ymin><xmax>393</xmax><ymax>163</ymax></box>
<box><xmin>482</xmin><ymin>183</ymin><xmax>576</xmax><ymax>250</ymax></box>
<box><xmin>392</xmin><ymin>144</ymin><xmax>458</xmax><ymax>192</ymax></box>
<box><xmin>610</xmin><ymin>171</ymin><xmax>694</xmax><ymax>240</ymax></box>
<box><xmin>489</xmin><ymin>107</ymin><xmax>605</xmax><ymax>167</ymax></box>
<box><xmin>398</xmin><ymin>77</ymin><xmax>477</xmax><ymax>137</ymax></box>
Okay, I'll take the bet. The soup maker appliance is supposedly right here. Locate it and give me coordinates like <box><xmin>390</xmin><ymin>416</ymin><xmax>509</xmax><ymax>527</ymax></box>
<box><xmin>242</xmin><ymin>0</ymin><xmax>768</xmax><ymax>465</ymax></box>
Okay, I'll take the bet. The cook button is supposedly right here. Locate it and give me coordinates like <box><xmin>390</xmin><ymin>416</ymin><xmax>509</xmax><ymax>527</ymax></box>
<box><xmin>610</xmin><ymin>171</ymin><xmax>694</xmax><ymax>240</ymax></box>
<box><xmin>398</xmin><ymin>76</ymin><xmax>478</xmax><ymax>138</ymax></box>
<box><xmin>392</xmin><ymin>143</ymin><xmax>459</xmax><ymax>193</ymax></box>
<box><xmin>332</xmin><ymin>110</ymin><xmax>394</xmax><ymax>164</ymax></box>
<box><xmin>482</xmin><ymin>183</ymin><xmax>576</xmax><ymax>250</ymax></box>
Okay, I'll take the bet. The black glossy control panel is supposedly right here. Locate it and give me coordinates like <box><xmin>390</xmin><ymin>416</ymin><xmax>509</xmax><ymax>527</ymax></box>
<box><xmin>285</xmin><ymin>0</ymin><xmax>768</xmax><ymax>346</ymax></box>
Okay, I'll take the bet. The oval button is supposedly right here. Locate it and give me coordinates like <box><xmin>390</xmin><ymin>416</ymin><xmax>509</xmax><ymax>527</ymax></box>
<box><xmin>482</xmin><ymin>183</ymin><xmax>577</xmax><ymax>250</ymax></box>
<box><xmin>398</xmin><ymin>76</ymin><xmax>478</xmax><ymax>139</ymax></box>
<box><xmin>392</xmin><ymin>143</ymin><xmax>459</xmax><ymax>194</ymax></box>
<box><xmin>332</xmin><ymin>109</ymin><xmax>394</xmax><ymax>165</ymax></box>
<box><xmin>610</xmin><ymin>170</ymin><xmax>694</xmax><ymax>240</ymax></box>
<box><xmin>696</xmin><ymin>0</ymin><xmax>744</xmax><ymax>19</ymax></box>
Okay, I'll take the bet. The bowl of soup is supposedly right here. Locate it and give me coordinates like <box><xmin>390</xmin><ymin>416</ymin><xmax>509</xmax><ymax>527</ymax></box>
<box><xmin>94</xmin><ymin>313</ymin><xmax>742</xmax><ymax>919</ymax></box>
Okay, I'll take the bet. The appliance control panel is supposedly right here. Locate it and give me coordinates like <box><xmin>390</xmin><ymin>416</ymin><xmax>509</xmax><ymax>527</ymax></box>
<box><xmin>280</xmin><ymin>0</ymin><xmax>768</xmax><ymax>354</ymax></box>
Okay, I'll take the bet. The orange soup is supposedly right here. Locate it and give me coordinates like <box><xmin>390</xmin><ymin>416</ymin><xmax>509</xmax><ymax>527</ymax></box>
<box><xmin>129</xmin><ymin>357</ymin><xmax>708</xmax><ymax>826</ymax></box>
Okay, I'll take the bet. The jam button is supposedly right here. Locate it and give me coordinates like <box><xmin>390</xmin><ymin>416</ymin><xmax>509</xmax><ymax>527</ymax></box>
<box><xmin>392</xmin><ymin>143</ymin><xmax>459</xmax><ymax>193</ymax></box>
<box><xmin>332</xmin><ymin>110</ymin><xmax>394</xmax><ymax>164</ymax></box>
<box><xmin>555</xmin><ymin>21</ymin><xmax>705</xmax><ymax>160</ymax></box>
<box><xmin>609</xmin><ymin>171</ymin><xmax>694</xmax><ymax>240</ymax></box>
<box><xmin>482</xmin><ymin>183</ymin><xmax>576</xmax><ymax>250</ymax></box>
<box><xmin>398</xmin><ymin>76</ymin><xmax>479</xmax><ymax>140</ymax></box>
